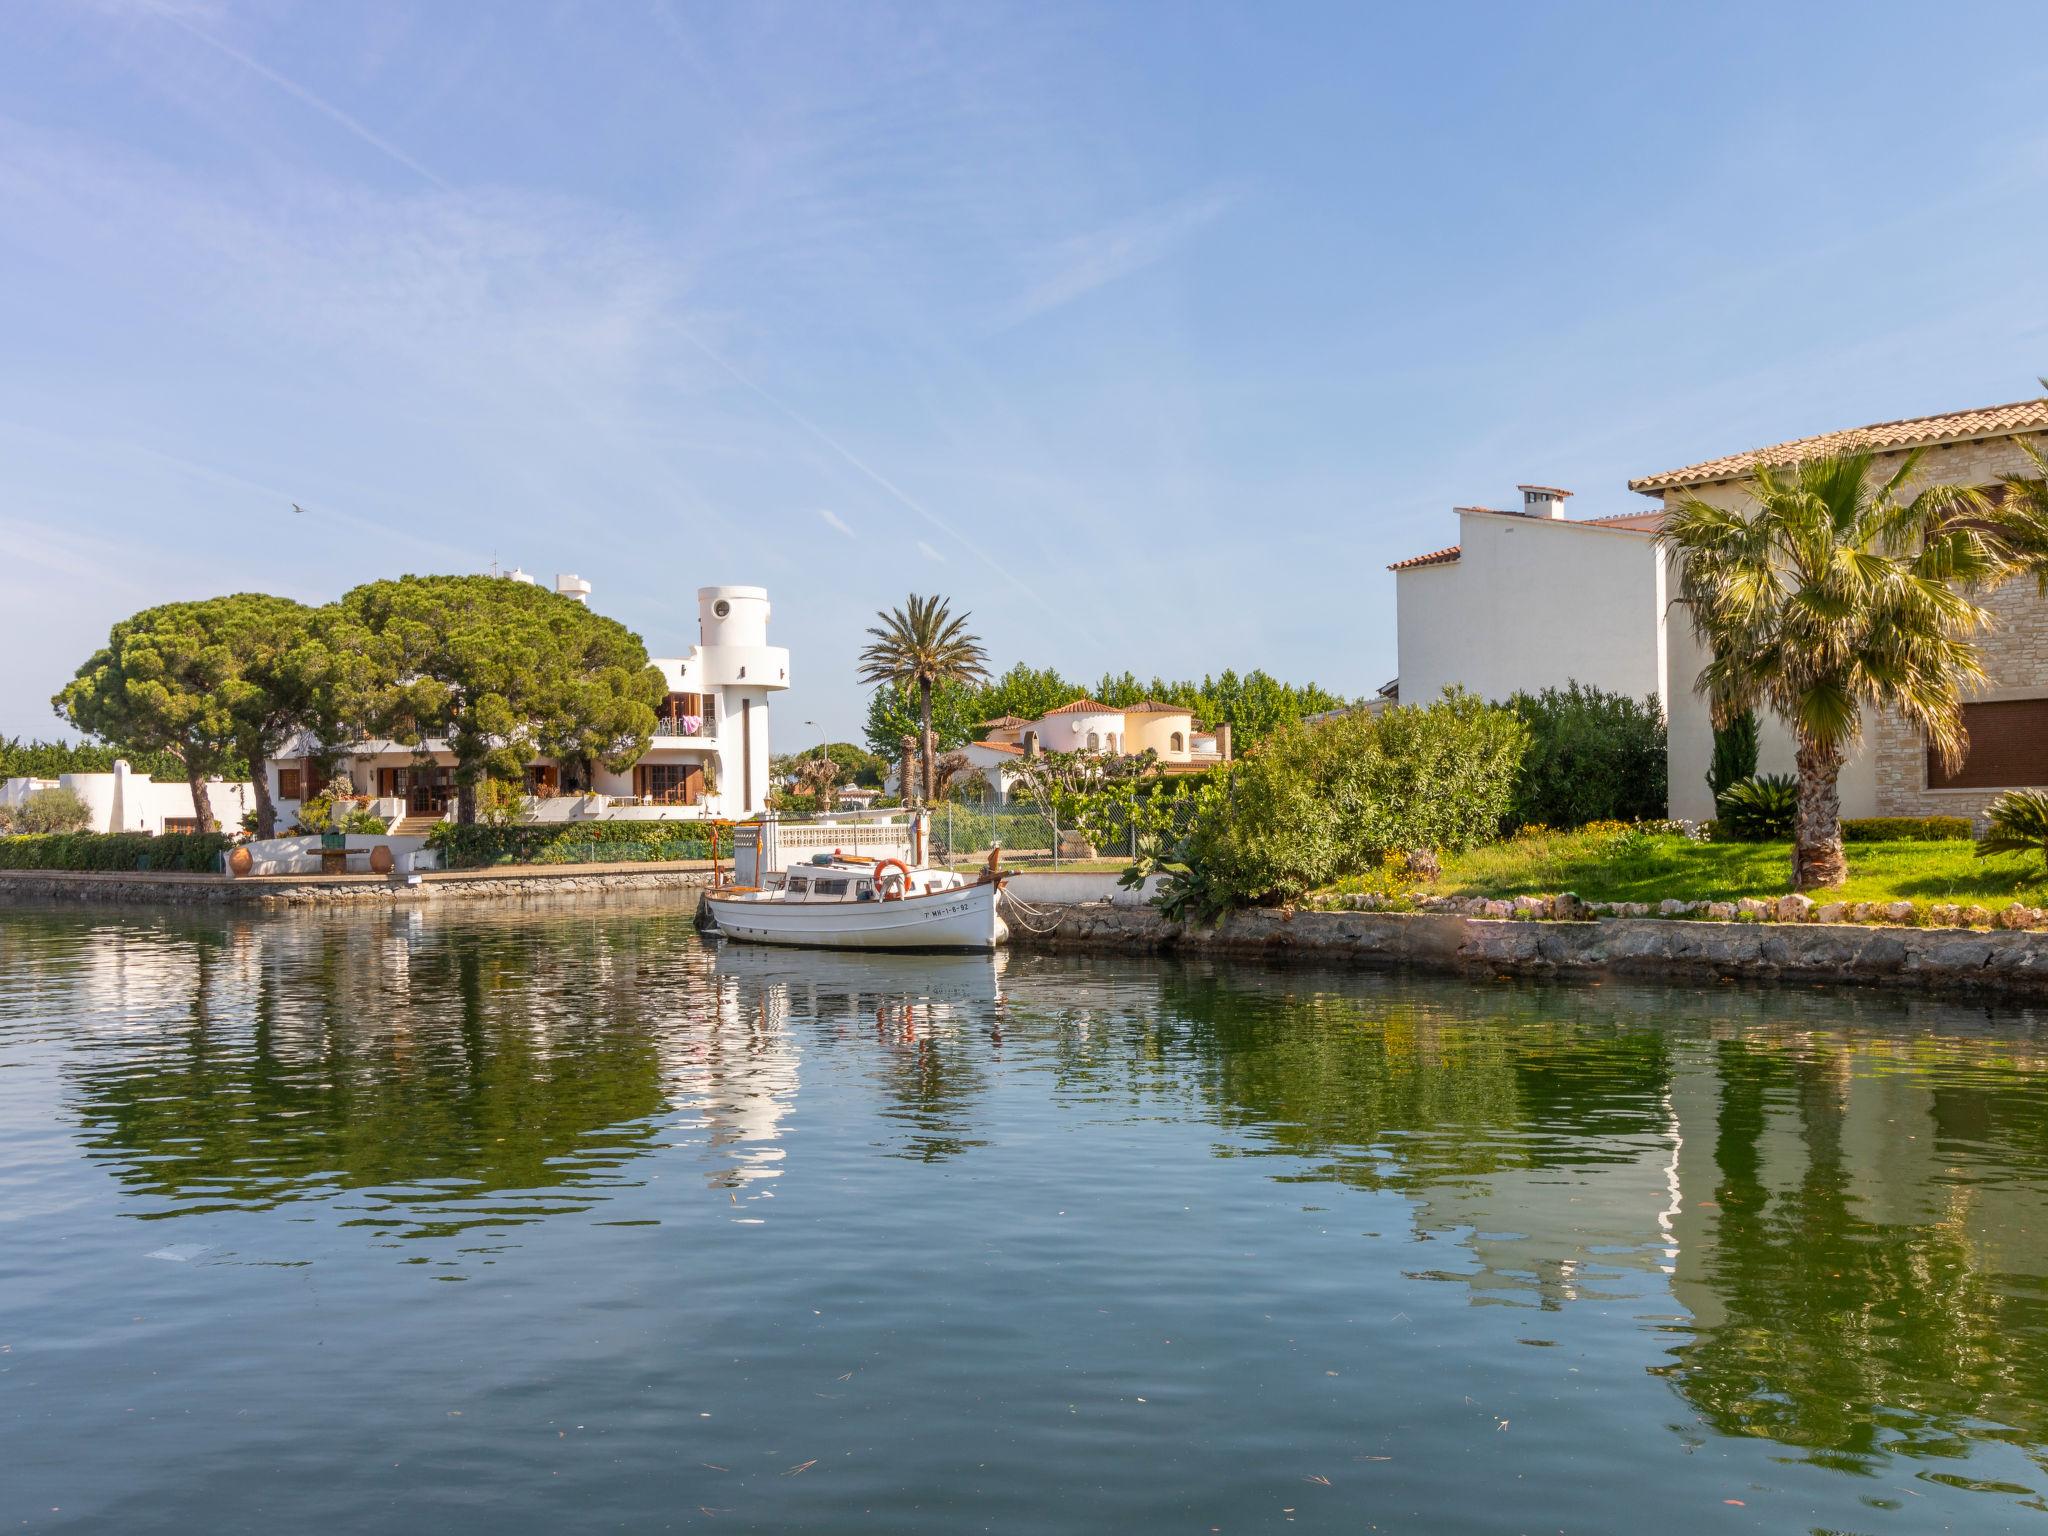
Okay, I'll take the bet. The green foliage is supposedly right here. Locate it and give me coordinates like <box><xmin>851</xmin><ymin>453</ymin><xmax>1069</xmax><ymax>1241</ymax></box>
<box><xmin>863</xmin><ymin>679</ymin><xmax>983</xmax><ymax>757</ymax></box>
<box><xmin>0</xmin><ymin>831</ymin><xmax>232</xmax><ymax>872</ymax></box>
<box><xmin>12</xmin><ymin>787</ymin><xmax>94</xmax><ymax>834</ymax></box>
<box><xmin>1170</xmin><ymin>689</ymin><xmax>1526</xmax><ymax>914</ymax></box>
<box><xmin>1841</xmin><ymin>817</ymin><xmax>1972</xmax><ymax>843</ymax></box>
<box><xmin>292</xmin><ymin>779</ymin><xmax>387</xmax><ymax>835</ymax></box>
<box><xmin>424</xmin><ymin>820</ymin><xmax>715</xmax><ymax>868</ymax></box>
<box><xmin>54</xmin><ymin>598</ymin><xmax>260</xmax><ymax>828</ymax></box>
<box><xmin>1977</xmin><ymin>789</ymin><xmax>2048</xmax><ymax>874</ymax></box>
<box><xmin>332</xmin><ymin>575</ymin><xmax>665</xmax><ymax>823</ymax></box>
<box><xmin>0</xmin><ymin>736</ymin><xmax>195</xmax><ymax>781</ymax></box>
<box><xmin>1506</xmin><ymin>683</ymin><xmax>1668</xmax><ymax>828</ymax></box>
<box><xmin>798</xmin><ymin>741</ymin><xmax>887</xmax><ymax>788</ymax></box>
<box><xmin>866</xmin><ymin>663</ymin><xmax>1349</xmax><ymax>759</ymax></box>
<box><xmin>1716</xmin><ymin>775</ymin><xmax>1799</xmax><ymax>840</ymax></box>
<box><xmin>1705</xmin><ymin>712</ymin><xmax>1759</xmax><ymax>803</ymax></box>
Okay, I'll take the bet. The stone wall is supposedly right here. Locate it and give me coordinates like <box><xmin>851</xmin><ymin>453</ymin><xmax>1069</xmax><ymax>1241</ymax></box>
<box><xmin>1014</xmin><ymin>901</ymin><xmax>2048</xmax><ymax>999</ymax></box>
<box><xmin>0</xmin><ymin>866</ymin><xmax>711</xmax><ymax>910</ymax></box>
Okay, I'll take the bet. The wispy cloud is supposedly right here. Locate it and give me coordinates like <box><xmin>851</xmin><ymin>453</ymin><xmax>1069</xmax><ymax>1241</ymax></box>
<box><xmin>818</xmin><ymin>508</ymin><xmax>856</xmax><ymax>538</ymax></box>
<box><xmin>915</xmin><ymin>539</ymin><xmax>945</xmax><ymax>563</ymax></box>
<box><xmin>144</xmin><ymin>2</ymin><xmax>452</xmax><ymax>190</ymax></box>
<box><xmin>995</xmin><ymin>185</ymin><xmax>1236</xmax><ymax>329</ymax></box>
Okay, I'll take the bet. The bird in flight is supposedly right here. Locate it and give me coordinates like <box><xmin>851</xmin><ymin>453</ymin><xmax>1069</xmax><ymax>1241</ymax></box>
<box><xmin>291</xmin><ymin>502</ymin><xmax>306</xmax><ymax>515</ymax></box>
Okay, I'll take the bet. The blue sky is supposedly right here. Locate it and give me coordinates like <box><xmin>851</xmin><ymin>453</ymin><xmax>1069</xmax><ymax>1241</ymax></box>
<box><xmin>4</xmin><ymin>1</ymin><xmax>2045</xmax><ymax>748</ymax></box>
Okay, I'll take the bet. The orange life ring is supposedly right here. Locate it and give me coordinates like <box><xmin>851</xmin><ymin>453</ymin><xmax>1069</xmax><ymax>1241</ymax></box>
<box><xmin>872</xmin><ymin>858</ymin><xmax>910</xmax><ymax>900</ymax></box>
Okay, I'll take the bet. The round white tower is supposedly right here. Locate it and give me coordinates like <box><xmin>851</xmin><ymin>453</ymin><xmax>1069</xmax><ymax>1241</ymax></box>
<box><xmin>698</xmin><ymin>585</ymin><xmax>771</xmax><ymax>647</ymax></box>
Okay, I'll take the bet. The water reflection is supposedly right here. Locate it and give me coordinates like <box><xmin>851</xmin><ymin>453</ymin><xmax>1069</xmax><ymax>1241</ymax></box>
<box><xmin>8</xmin><ymin>901</ymin><xmax>2048</xmax><ymax>1514</ymax></box>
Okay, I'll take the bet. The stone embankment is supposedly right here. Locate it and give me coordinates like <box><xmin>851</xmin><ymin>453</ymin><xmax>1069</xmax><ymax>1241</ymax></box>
<box><xmin>0</xmin><ymin>862</ymin><xmax>712</xmax><ymax>909</ymax></box>
<box><xmin>1010</xmin><ymin>900</ymin><xmax>2048</xmax><ymax>998</ymax></box>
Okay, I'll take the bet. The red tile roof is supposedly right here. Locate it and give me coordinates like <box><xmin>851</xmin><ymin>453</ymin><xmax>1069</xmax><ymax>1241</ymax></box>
<box><xmin>1629</xmin><ymin>398</ymin><xmax>2048</xmax><ymax>493</ymax></box>
<box><xmin>1123</xmin><ymin>700</ymin><xmax>1193</xmax><ymax>715</ymax></box>
<box><xmin>970</xmin><ymin>740</ymin><xmax>1024</xmax><ymax>755</ymax></box>
<box><xmin>1576</xmin><ymin>510</ymin><xmax>1667</xmax><ymax>531</ymax></box>
<box><xmin>1388</xmin><ymin>544</ymin><xmax>1461</xmax><ymax>571</ymax></box>
<box><xmin>976</xmin><ymin>715</ymin><xmax>1031</xmax><ymax>728</ymax></box>
<box><xmin>1040</xmin><ymin>698</ymin><xmax>1117</xmax><ymax>716</ymax></box>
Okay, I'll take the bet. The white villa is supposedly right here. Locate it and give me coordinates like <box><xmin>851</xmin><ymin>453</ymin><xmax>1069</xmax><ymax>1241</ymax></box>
<box><xmin>932</xmin><ymin>698</ymin><xmax>1234</xmax><ymax>803</ymax></box>
<box><xmin>269</xmin><ymin>578</ymin><xmax>790</xmax><ymax>828</ymax></box>
<box><xmin>1390</xmin><ymin>398</ymin><xmax>2048</xmax><ymax>822</ymax></box>
<box><xmin>0</xmin><ymin>763</ymin><xmax>254</xmax><ymax>834</ymax></box>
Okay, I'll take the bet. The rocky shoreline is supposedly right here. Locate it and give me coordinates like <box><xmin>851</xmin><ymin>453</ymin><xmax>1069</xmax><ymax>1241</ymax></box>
<box><xmin>1007</xmin><ymin>899</ymin><xmax>2048</xmax><ymax>998</ymax></box>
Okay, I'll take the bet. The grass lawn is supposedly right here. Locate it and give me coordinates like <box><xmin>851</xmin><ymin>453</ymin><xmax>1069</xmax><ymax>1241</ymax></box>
<box><xmin>1432</xmin><ymin>828</ymin><xmax>2048</xmax><ymax>907</ymax></box>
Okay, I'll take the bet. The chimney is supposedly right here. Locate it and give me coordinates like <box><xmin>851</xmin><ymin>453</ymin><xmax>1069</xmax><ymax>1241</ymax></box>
<box><xmin>1216</xmin><ymin>723</ymin><xmax>1233</xmax><ymax>762</ymax></box>
<box><xmin>1518</xmin><ymin>485</ymin><xmax>1572</xmax><ymax>520</ymax></box>
<box><xmin>555</xmin><ymin>573</ymin><xmax>592</xmax><ymax>605</ymax></box>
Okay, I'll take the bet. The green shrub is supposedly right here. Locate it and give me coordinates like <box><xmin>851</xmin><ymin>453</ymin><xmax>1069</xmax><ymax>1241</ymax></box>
<box><xmin>425</xmin><ymin>820</ymin><xmax>715</xmax><ymax>868</ymax></box>
<box><xmin>1841</xmin><ymin>816</ymin><xmax>1973</xmax><ymax>843</ymax></box>
<box><xmin>1172</xmin><ymin>688</ymin><xmax>1525</xmax><ymax>912</ymax></box>
<box><xmin>1705</xmin><ymin>712</ymin><xmax>1759</xmax><ymax>804</ymax></box>
<box><xmin>1507</xmin><ymin>683</ymin><xmax>1668</xmax><ymax>829</ymax></box>
<box><xmin>13</xmin><ymin>787</ymin><xmax>95</xmax><ymax>834</ymax></box>
<box><xmin>1716</xmin><ymin>775</ymin><xmax>1798</xmax><ymax>840</ymax></box>
<box><xmin>1977</xmin><ymin>789</ymin><xmax>2048</xmax><ymax>875</ymax></box>
<box><xmin>0</xmin><ymin>830</ymin><xmax>233</xmax><ymax>872</ymax></box>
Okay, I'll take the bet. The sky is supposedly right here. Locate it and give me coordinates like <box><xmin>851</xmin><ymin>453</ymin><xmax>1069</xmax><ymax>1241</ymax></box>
<box><xmin>3</xmin><ymin>1</ymin><xmax>2045</xmax><ymax>750</ymax></box>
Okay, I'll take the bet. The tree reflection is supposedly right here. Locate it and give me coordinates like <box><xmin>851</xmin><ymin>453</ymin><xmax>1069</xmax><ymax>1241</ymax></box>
<box><xmin>65</xmin><ymin>909</ymin><xmax>679</xmax><ymax>1237</ymax></box>
<box><xmin>1661</xmin><ymin>1034</ymin><xmax>2048</xmax><ymax>1478</ymax></box>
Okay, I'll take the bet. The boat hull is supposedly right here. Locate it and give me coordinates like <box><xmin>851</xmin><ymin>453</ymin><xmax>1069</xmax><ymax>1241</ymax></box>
<box><xmin>703</xmin><ymin>879</ymin><xmax>1007</xmax><ymax>952</ymax></box>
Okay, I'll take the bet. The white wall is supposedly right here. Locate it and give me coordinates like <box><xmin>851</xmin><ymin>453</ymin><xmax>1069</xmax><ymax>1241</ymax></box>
<box><xmin>1395</xmin><ymin>510</ymin><xmax>1668</xmax><ymax>708</ymax></box>
<box><xmin>2</xmin><ymin>767</ymin><xmax>253</xmax><ymax>834</ymax></box>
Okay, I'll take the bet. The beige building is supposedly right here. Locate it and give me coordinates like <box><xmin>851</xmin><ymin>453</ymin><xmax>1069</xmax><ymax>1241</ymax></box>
<box><xmin>1390</xmin><ymin>397</ymin><xmax>2048</xmax><ymax>821</ymax></box>
<box><xmin>933</xmin><ymin>698</ymin><xmax>1234</xmax><ymax>804</ymax></box>
<box><xmin>1631</xmin><ymin>399</ymin><xmax>2048</xmax><ymax>820</ymax></box>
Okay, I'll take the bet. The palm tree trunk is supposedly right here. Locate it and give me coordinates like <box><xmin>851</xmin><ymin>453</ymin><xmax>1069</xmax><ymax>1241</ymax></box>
<box><xmin>1792</xmin><ymin>740</ymin><xmax>1846</xmax><ymax>891</ymax></box>
<box><xmin>899</xmin><ymin>736</ymin><xmax>917</xmax><ymax>807</ymax></box>
<box><xmin>918</xmin><ymin>677</ymin><xmax>937</xmax><ymax>805</ymax></box>
<box><xmin>249</xmin><ymin>750</ymin><xmax>277</xmax><ymax>840</ymax></box>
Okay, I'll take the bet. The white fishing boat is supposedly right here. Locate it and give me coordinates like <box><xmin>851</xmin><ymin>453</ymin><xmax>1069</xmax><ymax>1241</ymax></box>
<box><xmin>701</xmin><ymin>851</ymin><xmax>1008</xmax><ymax>952</ymax></box>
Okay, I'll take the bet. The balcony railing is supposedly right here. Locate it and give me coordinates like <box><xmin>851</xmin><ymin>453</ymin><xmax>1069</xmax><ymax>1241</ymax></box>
<box><xmin>651</xmin><ymin>715</ymin><xmax>715</xmax><ymax>741</ymax></box>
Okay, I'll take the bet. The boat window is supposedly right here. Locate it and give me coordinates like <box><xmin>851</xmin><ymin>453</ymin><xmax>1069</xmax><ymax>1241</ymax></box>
<box><xmin>856</xmin><ymin>881</ymin><xmax>873</xmax><ymax>899</ymax></box>
<box><xmin>786</xmin><ymin>876</ymin><xmax>808</xmax><ymax>894</ymax></box>
<box><xmin>814</xmin><ymin>878</ymin><xmax>850</xmax><ymax>896</ymax></box>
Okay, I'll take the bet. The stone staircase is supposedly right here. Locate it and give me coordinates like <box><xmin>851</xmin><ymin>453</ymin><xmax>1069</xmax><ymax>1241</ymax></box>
<box><xmin>394</xmin><ymin>815</ymin><xmax>443</xmax><ymax>837</ymax></box>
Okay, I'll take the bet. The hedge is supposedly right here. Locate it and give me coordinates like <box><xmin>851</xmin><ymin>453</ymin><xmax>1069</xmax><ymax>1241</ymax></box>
<box><xmin>1841</xmin><ymin>816</ymin><xmax>1973</xmax><ymax>842</ymax></box>
<box><xmin>425</xmin><ymin>821</ymin><xmax>716</xmax><ymax>868</ymax></box>
<box><xmin>0</xmin><ymin>831</ymin><xmax>234</xmax><ymax>872</ymax></box>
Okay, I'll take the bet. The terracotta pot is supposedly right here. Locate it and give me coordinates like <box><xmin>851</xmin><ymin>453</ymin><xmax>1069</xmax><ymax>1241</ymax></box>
<box><xmin>368</xmin><ymin>845</ymin><xmax>395</xmax><ymax>875</ymax></box>
<box><xmin>227</xmin><ymin>845</ymin><xmax>253</xmax><ymax>877</ymax></box>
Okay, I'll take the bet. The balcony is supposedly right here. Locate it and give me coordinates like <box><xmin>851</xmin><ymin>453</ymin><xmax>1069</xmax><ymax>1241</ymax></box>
<box><xmin>652</xmin><ymin>713</ymin><xmax>716</xmax><ymax>743</ymax></box>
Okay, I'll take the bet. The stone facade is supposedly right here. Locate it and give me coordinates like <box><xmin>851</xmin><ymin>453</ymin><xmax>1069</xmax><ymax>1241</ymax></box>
<box><xmin>1665</xmin><ymin>429</ymin><xmax>2048</xmax><ymax>819</ymax></box>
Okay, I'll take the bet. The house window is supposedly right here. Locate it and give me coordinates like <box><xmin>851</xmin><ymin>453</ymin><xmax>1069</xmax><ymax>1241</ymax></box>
<box><xmin>278</xmin><ymin>768</ymin><xmax>302</xmax><ymax>799</ymax></box>
<box><xmin>1086</xmin><ymin>731</ymin><xmax>1100</xmax><ymax>750</ymax></box>
<box><xmin>635</xmin><ymin>763</ymin><xmax>701</xmax><ymax>804</ymax></box>
<box><xmin>161</xmin><ymin>818</ymin><xmax>200</xmax><ymax>835</ymax></box>
<box><xmin>659</xmin><ymin>693</ymin><xmax>706</xmax><ymax>735</ymax></box>
<box><xmin>1170</xmin><ymin>732</ymin><xmax>1184</xmax><ymax>752</ymax></box>
<box><xmin>1928</xmin><ymin>700</ymin><xmax>2048</xmax><ymax>789</ymax></box>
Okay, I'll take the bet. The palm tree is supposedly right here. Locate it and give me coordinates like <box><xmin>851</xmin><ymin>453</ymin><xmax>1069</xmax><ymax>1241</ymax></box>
<box><xmin>795</xmin><ymin>753</ymin><xmax>840</xmax><ymax>812</ymax></box>
<box><xmin>1662</xmin><ymin>449</ymin><xmax>2025</xmax><ymax>890</ymax></box>
<box><xmin>857</xmin><ymin>594</ymin><xmax>990</xmax><ymax>805</ymax></box>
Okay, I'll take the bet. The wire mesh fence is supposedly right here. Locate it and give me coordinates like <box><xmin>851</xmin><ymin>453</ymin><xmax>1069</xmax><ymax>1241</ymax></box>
<box><xmin>926</xmin><ymin>795</ymin><xmax>1137</xmax><ymax>868</ymax></box>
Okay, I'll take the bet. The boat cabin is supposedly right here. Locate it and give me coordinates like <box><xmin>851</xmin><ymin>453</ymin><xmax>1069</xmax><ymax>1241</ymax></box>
<box><xmin>774</xmin><ymin>854</ymin><xmax>967</xmax><ymax>903</ymax></box>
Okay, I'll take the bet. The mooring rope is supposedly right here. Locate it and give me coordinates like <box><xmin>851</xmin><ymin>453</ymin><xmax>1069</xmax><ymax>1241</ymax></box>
<box><xmin>998</xmin><ymin>890</ymin><xmax>1069</xmax><ymax>935</ymax></box>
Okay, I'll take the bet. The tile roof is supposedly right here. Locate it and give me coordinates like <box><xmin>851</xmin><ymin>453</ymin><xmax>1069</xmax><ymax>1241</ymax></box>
<box><xmin>970</xmin><ymin>740</ymin><xmax>1024</xmax><ymax>755</ymax></box>
<box><xmin>1388</xmin><ymin>544</ymin><xmax>1461</xmax><ymax>571</ymax></box>
<box><xmin>1629</xmin><ymin>398</ymin><xmax>2048</xmax><ymax>493</ymax></box>
<box><xmin>976</xmin><ymin>715</ymin><xmax>1031</xmax><ymax>728</ymax></box>
<box><xmin>1123</xmin><ymin>699</ymin><xmax>1193</xmax><ymax>715</ymax></box>
<box><xmin>1040</xmin><ymin>698</ymin><xmax>1117</xmax><ymax>716</ymax></box>
<box><xmin>1516</xmin><ymin>484</ymin><xmax>1573</xmax><ymax>497</ymax></box>
<box><xmin>1576</xmin><ymin>510</ymin><xmax>1667</xmax><ymax>531</ymax></box>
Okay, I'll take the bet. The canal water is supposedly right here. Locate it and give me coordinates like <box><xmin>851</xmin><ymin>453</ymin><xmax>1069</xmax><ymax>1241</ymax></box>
<box><xmin>5</xmin><ymin>899</ymin><xmax>2048</xmax><ymax>1534</ymax></box>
